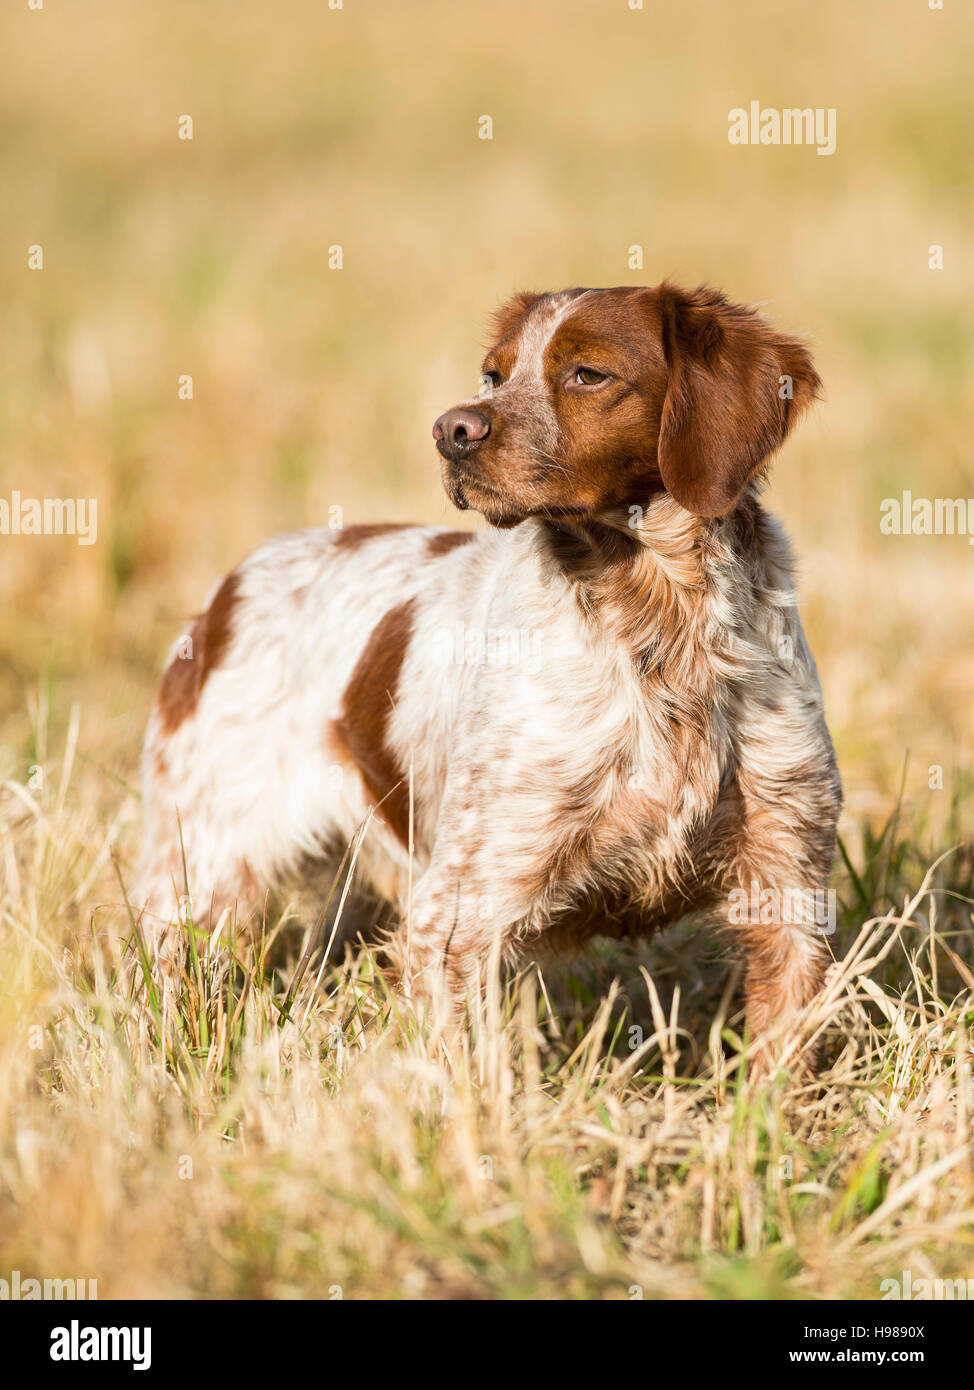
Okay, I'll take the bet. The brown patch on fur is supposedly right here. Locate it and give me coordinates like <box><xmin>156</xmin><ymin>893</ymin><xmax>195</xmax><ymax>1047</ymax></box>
<box><xmin>470</xmin><ymin>289</ymin><xmax>669</xmax><ymax>524</ymax></box>
<box><xmin>426</xmin><ymin>530</ymin><xmax>475</xmax><ymax>559</ymax></box>
<box><xmin>655</xmin><ymin>283</ymin><xmax>821</xmax><ymax>517</ymax></box>
<box><xmin>331</xmin><ymin>598</ymin><xmax>418</xmax><ymax>848</ymax></box>
<box><xmin>452</xmin><ymin>283</ymin><xmax>820</xmax><ymax>528</ymax></box>
<box><xmin>156</xmin><ymin>571</ymin><xmax>242</xmax><ymax>734</ymax></box>
<box><xmin>489</xmin><ymin>291</ymin><xmax>541</xmax><ymax>346</ymax></box>
<box><xmin>332</xmin><ymin>523</ymin><xmax>415</xmax><ymax>551</ymax></box>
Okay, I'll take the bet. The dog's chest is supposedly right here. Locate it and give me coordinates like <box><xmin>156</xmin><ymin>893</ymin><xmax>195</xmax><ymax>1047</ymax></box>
<box><xmin>401</xmin><ymin>528</ymin><xmax>744</xmax><ymax>890</ymax></box>
<box><xmin>509</xmin><ymin>628</ymin><xmax>731</xmax><ymax>890</ymax></box>
<box><xmin>598</xmin><ymin>657</ymin><xmax>727</xmax><ymax>845</ymax></box>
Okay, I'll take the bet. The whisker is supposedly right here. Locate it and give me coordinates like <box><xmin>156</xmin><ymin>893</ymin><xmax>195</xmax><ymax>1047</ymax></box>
<box><xmin>526</xmin><ymin>444</ymin><xmax>572</xmax><ymax>477</ymax></box>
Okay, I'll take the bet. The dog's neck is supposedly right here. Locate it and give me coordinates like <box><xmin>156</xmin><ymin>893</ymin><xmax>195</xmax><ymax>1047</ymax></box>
<box><xmin>534</xmin><ymin>490</ymin><xmax>767</xmax><ymax>680</ymax></box>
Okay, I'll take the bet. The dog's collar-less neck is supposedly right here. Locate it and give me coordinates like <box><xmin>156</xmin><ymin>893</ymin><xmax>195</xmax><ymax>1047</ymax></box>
<box><xmin>530</xmin><ymin>491</ymin><xmax>767</xmax><ymax>683</ymax></box>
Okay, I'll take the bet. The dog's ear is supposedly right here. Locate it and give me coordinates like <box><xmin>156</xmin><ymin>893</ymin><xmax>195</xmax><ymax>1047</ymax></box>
<box><xmin>654</xmin><ymin>283</ymin><xmax>821</xmax><ymax>517</ymax></box>
<box><xmin>489</xmin><ymin>291</ymin><xmax>541</xmax><ymax>345</ymax></box>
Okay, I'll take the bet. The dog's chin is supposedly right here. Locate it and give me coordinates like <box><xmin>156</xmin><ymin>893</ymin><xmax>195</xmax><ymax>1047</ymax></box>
<box><xmin>479</xmin><ymin>506</ymin><xmax>525</xmax><ymax>530</ymax></box>
<box><xmin>443</xmin><ymin>472</ymin><xmax>527</xmax><ymax>529</ymax></box>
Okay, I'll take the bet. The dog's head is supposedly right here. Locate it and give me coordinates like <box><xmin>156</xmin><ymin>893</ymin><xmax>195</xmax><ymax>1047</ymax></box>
<box><xmin>432</xmin><ymin>284</ymin><xmax>821</xmax><ymax>527</ymax></box>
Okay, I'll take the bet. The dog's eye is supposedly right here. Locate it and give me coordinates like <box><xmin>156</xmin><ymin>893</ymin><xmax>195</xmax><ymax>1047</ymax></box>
<box><xmin>573</xmin><ymin>367</ymin><xmax>608</xmax><ymax>386</ymax></box>
<box><xmin>479</xmin><ymin>370</ymin><xmax>502</xmax><ymax>394</ymax></box>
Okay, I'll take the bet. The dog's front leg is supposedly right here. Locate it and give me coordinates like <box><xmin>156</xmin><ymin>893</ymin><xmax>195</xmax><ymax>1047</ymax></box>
<box><xmin>384</xmin><ymin>850</ymin><xmax>536</xmax><ymax>1019</ymax></box>
<box><xmin>724</xmin><ymin>686</ymin><xmax>843</xmax><ymax>1077</ymax></box>
<box><xmin>737</xmin><ymin>919</ymin><xmax>830</xmax><ymax>1075</ymax></box>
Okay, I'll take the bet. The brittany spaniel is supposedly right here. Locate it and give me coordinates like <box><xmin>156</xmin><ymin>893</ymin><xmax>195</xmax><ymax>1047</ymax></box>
<box><xmin>137</xmin><ymin>284</ymin><xmax>841</xmax><ymax>1068</ymax></box>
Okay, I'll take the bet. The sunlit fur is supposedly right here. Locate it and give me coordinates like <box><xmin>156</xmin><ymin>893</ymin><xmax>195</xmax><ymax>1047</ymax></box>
<box><xmin>138</xmin><ymin>284</ymin><xmax>842</xmax><ymax>1069</ymax></box>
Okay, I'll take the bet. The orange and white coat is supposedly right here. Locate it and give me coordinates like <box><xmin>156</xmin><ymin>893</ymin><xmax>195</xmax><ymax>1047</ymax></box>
<box><xmin>138</xmin><ymin>284</ymin><xmax>842</xmax><ymax>1060</ymax></box>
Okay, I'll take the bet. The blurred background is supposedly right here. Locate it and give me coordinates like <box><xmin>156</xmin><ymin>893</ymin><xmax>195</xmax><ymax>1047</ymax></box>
<box><xmin>1</xmin><ymin>0</ymin><xmax>972</xmax><ymax>846</ymax></box>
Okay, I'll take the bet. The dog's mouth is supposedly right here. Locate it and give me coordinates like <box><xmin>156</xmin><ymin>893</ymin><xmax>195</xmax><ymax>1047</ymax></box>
<box><xmin>443</xmin><ymin>465</ymin><xmax>526</xmax><ymax>528</ymax></box>
<box><xmin>443</xmin><ymin>466</ymin><xmax>600</xmax><ymax>531</ymax></box>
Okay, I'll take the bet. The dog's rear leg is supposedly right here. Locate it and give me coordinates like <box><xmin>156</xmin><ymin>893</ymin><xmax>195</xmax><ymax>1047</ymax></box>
<box><xmin>131</xmin><ymin>839</ymin><xmax>258</xmax><ymax>985</ymax></box>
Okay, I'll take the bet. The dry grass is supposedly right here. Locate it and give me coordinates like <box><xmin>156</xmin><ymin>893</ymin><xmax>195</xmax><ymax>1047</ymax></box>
<box><xmin>1</xmin><ymin>0</ymin><xmax>973</xmax><ymax>1299</ymax></box>
<box><xmin>1</xmin><ymin>703</ymin><xmax>972</xmax><ymax>1299</ymax></box>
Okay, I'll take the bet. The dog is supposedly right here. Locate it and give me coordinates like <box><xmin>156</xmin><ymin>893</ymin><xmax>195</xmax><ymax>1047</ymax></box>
<box><xmin>136</xmin><ymin>283</ymin><xmax>841</xmax><ymax>1065</ymax></box>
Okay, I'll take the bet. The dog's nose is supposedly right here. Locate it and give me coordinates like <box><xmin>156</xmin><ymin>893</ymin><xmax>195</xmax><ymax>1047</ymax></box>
<box><xmin>432</xmin><ymin>408</ymin><xmax>491</xmax><ymax>458</ymax></box>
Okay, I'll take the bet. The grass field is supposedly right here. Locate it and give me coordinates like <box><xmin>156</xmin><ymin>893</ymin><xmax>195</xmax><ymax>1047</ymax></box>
<box><xmin>1</xmin><ymin>0</ymin><xmax>972</xmax><ymax>1299</ymax></box>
